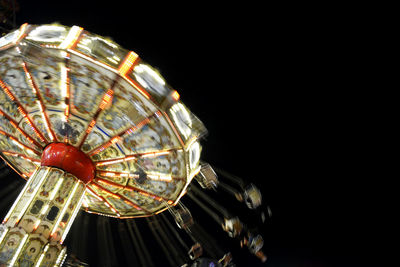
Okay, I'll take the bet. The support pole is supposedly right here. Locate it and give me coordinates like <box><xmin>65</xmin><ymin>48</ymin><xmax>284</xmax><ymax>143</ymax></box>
<box><xmin>0</xmin><ymin>166</ymin><xmax>85</xmax><ymax>267</ymax></box>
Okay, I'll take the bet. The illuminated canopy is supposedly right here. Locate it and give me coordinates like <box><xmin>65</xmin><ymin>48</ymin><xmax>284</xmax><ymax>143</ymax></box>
<box><xmin>0</xmin><ymin>23</ymin><xmax>207</xmax><ymax>219</ymax></box>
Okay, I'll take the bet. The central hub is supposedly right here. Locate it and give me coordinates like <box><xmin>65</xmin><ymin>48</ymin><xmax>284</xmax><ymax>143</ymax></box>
<box><xmin>41</xmin><ymin>143</ymin><xmax>95</xmax><ymax>184</ymax></box>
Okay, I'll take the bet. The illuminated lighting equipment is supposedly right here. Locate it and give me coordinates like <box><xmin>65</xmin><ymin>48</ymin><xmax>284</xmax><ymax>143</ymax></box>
<box><xmin>34</xmin><ymin>243</ymin><xmax>49</xmax><ymax>267</ymax></box>
<box><xmin>171</xmin><ymin>90</ymin><xmax>180</xmax><ymax>101</ymax></box>
<box><xmin>119</xmin><ymin>51</ymin><xmax>139</xmax><ymax>76</ymax></box>
<box><xmin>50</xmin><ymin>182</ymin><xmax>80</xmax><ymax>237</ymax></box>
<box><xmin>0</xmin><ymin>23</ymin><xmax>268</xmax><ymax>267</ymax></box>
<box><xmin>58</xmin><ymin>26</ymin><xmax>83</xmax><ymax>50</ymax></box>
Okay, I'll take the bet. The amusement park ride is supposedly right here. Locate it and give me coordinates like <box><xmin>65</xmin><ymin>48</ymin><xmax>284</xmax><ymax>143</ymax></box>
<box><xmin>0</xmin><ymin>23</ymin><xmax>268</xmax><ymax>266</ymax></box>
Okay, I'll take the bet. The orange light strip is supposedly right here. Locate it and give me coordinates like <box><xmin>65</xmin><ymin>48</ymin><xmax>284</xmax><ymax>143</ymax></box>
<box><xmin>87</xmin><ymin>136</ymin><xmax>121</xmax><ymax>157</ymax></box>
<box><xmin>95</xmin><ymin>177</ymin><xmax>174</xmax><ymax>204</ymax></box>
<box><xmin>0</xmin><ymin>78</ymin><xmax>47</xmax><ymax>143</ymax></box>
<box><xmin>98</xmin><ymin>89</ymin><xmax>114</xmax><ymax>110</ymax></box>
<box><xmin>91</xmin><ymin>183</ymin><xmax>121</xmax><ymax>199</ymax></box>
<box><xmin>0</xmin><ymin>79</ymin><xmax>16</xmax><ymax>101</ymax></box>
<box><xmin>21</xmin><ymin>62</ymin><xmax>56</xmax><ymax>142</ymax></box>
<box><xmin>77</xmin><ymin>86</ymin><xmax>116</xmax><ymax>149</ymax></box>
<box><xmin>0</xmin><ymin>130</ymin><xmax>41</xmax><ymax>155</ymax></box>
<box><xmin>97</xmin><ymin>170</ymin><xmax>130</xmax><ymax>178</ymax></box>
<box><xmin>88</xmin><ymin>112</ymin><xmax>160</xmax><ymax>156</ymax></box>
<box><xmin>14</xmin><ymin>23</ymin><xmax>29</xmax><ymax>44</ymax></box>
<box><xmin>118</xmin><ymin>51</ymin><xmax>139</xmax><ymax>76</ymax></box>
<box><xmin>95</xmin><ymin>155</ymin><xmax>136</xmax><ymax>166</ymax></box>
<box><xmin>171</xmin><ymin>90</ymin><xmax>180</xmax><ymax>101</ymax></box>
<box><xmin>86</xmin><ymin>186</ymin><xmax>121</xmax><ymax>216</ymax></box>
<box><xmin>140</xmin><ymin>150</ymin><xmax>170</xmax><ymax>158</ymax></box>
<box><xmin>0</xmin><ymin>23</ymin><xmax>28</xmax><ymax>50</ymax></box>
<box><xmin>94</xmin><ymin>149</ymin><xmax>172</xmax><ymax>167</ymax></box>
<box><xmin>93</xmin><ymin>181</ymin><xmax>150</xmax><ymax>213</ymax></box>
<box><xmin>0</xmin><ymin>108</ymin><xmax>43</xmax><ymax>149</ymax></box>
<box><xmin>1</xmin><ymin>151</ymin><xmax>40</xmax><ymax>164</ymax></box>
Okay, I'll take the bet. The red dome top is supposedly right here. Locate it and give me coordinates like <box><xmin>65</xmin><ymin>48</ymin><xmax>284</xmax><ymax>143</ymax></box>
<box><xmin>41</xmin><ymin>143</ymin><xmax>95</xmax><ymax>184</ymax></box>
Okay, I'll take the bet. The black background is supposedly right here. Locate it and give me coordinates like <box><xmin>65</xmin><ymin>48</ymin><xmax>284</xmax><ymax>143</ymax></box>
<box><xmin>0</xmin><ymin>1</ymin><xmax>382</xmax><ymax>266</ymax></box>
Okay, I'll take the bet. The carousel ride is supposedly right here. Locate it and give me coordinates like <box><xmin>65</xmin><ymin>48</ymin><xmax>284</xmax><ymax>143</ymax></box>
<box><xmin>0</xmin><ymin>23</ymin><xmax>268</xmax><ymax>266</ymax></box>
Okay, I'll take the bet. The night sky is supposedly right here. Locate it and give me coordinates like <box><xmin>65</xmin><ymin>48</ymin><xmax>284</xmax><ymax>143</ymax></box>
<box><xmin>1</xmin><ymin>1</ymin><xmax>381</xmax><ymax>266</ymax></box>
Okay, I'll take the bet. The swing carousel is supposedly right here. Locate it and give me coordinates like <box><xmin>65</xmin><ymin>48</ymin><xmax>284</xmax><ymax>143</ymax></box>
<box><xmin>0</xmin><ymin>23</ymin><xmax>267</xmax><ymax>267</ymax></box>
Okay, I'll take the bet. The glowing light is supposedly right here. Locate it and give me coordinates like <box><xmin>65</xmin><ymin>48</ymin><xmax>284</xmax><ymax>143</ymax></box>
<box><xmin>59</xmin><ymin>26</ymin><xmax>83</xmax><ymax>49</ymax></box>
<box><xmin>95</xmin><ymin>149</ymin><xmax>171</xmax><ymax>167</ymax></box>
<box><xmin>0</xmin><ymin>130</ymin><xmax>40</xmax><ymax>155</ymax></box>
<box><xmin>0</xmin><ymin>108</ymin><xmax>42</xmax><ymax>148</ymax></box>
<box><xmin>0</xmin><ymin>22</ymin><xmax>210</xmax><ymax>223</ymax></box>
<box><xmin>92</xmin><ymin>183</ymin><xmax>121</xmax><ymax>199</ymax></box>
<box><xmin>82</xmin><ymin>199</ymin><xmax>89</xmax><ymax>208</ymax></box>
<box><xmin>96</xmin><ymin>158</ymin><xmax>124</xmax><ymax>166</ymax></box>
<box><xmin>13</xmin><ymin>168</ymin><xmax>49</xmax><ymax>224</ymax></box>
<box><xmin>2</xmin><ymin>167</ymin><xmax>40</xmax><ymax>224</ymax></box>
<box><xmin>171</xmin><ymin>90</ymin><xmax>180</xmax><ymax>101</ymax></box>
<box><xmin>86</xmin><ymin>120</ymin><xmax>96</xmax><ymax>133</ymax></box>
<box><xmin>94</xmin><ymin>182</ymin><xmax>145</xmax><ymax>212</ymax></box>
<box><xmin>123</xmin><ymin>75</ymin><xmax>151</xmax><ymax>99</ymax></box>
<box><xmin>49</xmin><ymin>178</ymin><xmax>64</xmax><ymax>200</ymax></box>
<box><xmin>26</xmin><ymin>25</ymin><xmax>67</xmax><ymax>43</ymax></box>
<box><xmin>189</xmin><ymin>141</ymin><xmax>201</xmax><ymax>170</ymax></box>
<box><xmin>0</xmin><ymin>79</ymin><xmax>15</xmax><ymax>100</ymax></box>
<box><xmin>51</xmin><ymin>181</ymin><xmax>80</xmax><ymax>237</ymax></box>
<box><xmin>147</xmin><ymin>173</ymin><xmax>173</xmax><ymax>182</ymax></box>
<box><xmin>40</xmin><ymin>204</ymin><xmax>49</xmax><ymax>215</ymax></box>
<box><xmin>95</xmin><ymin>155</ymin><xmax>135</xmax><ymax>166</ymax></box>
<box><xmin>60</xmin><ymin>188</ymin><xmax>86</xmax><ymax>243</ymax></box>
<box><xmin>134</xmin><ymin>64</ymin><xmax>166</xmax><ymax>85</ymax></box>
<box><xmin>60</xmin><ymin>66</ymin><xmax>68</xmax><ymax>99</ymax></box>
<box><xmin>98</xmin><ymin>170</ymin><xmax>129</xmax><ymax>178</ymax></box>
<box><xmin>86</xmin><ymin>187</ymin><xmax>103</xmax><ymax>201</ymax></box>
<box><xmin>88</xmin><ymin>184</ymin><xmax>122</xmax><ymax>216</ymax></box>
<box><xmin>118</xmin><ymin>51</ymin><xmax>139</xmax><ymax>75</ymax></box>
<box><xmin>170</xmin><ymin>102</ymin><xmax>192</xmax><ymax>139</ymax></box>
<box><xmin>107</xmin><ymin>56</ymin><xmax>119</xmax><ymax>65</ymax></box>
<box><xmin>55</xmin><ymin>247</ymin><xmax>67</xmax><ymax>266</ymax></box>
<box><xmin>33</xmin><ymin>219</ymin><xmax>41</xmax><ymax>230</ymax></box>
<box><xmin>0</xmin><ymin>29</ymin><xmax>20</xmax><ymax>48</ymax></box>
<box><xmin>162</xmin><ymin>110</ymin><xmax>185</xmax><ymax>147</ymax></box>
<box><xmin>99</xmin><ymin>89</ymin><xmax>114</xmax><ymax>110</ymax></box>
<box><xmin>34</xmin><ymin>244</ymin><xmax>49</xmax><ymax>267</ymax></box>
<box><xmin>1</xmin><ymin>151</ymin><xmax>40</xmax><ymax>164</ymax></box>
<box><xmin>13</xmin><ymin>23</ymin><xmax>29</xmax><ymax>44</ymax></box>
<box><xmin>140</xmin><ymin>150</ymin><xmax>170</xmax><ymax>158</ymax></box>
<box><xmin>69</xmin><ymin>49</ymin><xmax>118</xmax><ymax>73</ymax></box>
